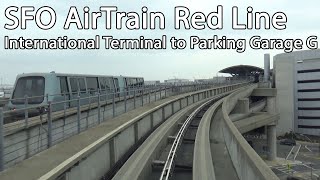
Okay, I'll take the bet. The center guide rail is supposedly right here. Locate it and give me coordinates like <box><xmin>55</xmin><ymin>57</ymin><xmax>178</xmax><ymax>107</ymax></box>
<box><xmin>159</xmin><ymin>98</ymin><xmax>216</xmax><ymax>180</ymax></box>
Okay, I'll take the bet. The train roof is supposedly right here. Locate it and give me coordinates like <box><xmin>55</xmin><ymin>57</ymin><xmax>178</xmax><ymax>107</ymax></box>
<box><xmin>16</xmin><ymin>72</ymin><xmax>143</xmax><ymax>79</ymax></box>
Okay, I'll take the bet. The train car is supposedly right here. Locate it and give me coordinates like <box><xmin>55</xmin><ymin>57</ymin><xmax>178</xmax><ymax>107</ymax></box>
<box><xmin>8</xmin><ymin>72</ymin><xmax>144</xmax><ymax>113</ymax></box>
<box><xmin>121</xmin><ymin>76</ymin><xmax>144</xmax><ymax>95</ymax></box>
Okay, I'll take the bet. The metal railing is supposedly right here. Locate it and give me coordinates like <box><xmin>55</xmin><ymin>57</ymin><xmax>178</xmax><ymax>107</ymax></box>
<box><xmin>0</xmin><ymin>87</ymin><xmax>12</xmax><ymax>99</ymax></box>
<box><xmin>36</xmin><ymin>82</ymin><xmax>248</xmax><ymax>180</ymax></box>
<box><xmin>0</xmin><ymin>81</ymin><xmax>249</xmax><ymax>171</ymax></box>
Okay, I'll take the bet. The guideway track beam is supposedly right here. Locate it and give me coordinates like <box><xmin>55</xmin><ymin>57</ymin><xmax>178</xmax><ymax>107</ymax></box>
<box><xmin>112</xmin><ymin>93</ymin><xmax>230</xmax><ymax>180</ymax></box>
<box><xmin>159</xmin><ymin>98</ymin><xmax>218</xmax><ymax>180</ymax></box>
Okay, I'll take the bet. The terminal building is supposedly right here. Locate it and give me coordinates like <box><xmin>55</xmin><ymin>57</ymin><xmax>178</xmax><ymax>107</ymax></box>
<box><xmin>274</xmin><ymin>50</ymin><xmax>320</xmax><ymax>136</ymax></box>
<box><xmin>219</xmin><ymin>65</ymin><xmax>264</xmax><ymax>82</ymax></box>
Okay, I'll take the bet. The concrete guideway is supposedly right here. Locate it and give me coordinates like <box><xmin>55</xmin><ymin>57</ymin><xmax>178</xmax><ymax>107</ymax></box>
<box><xmin>0</xmin><ymin>83</ymin><xmax>246</xmax><ymax>180</ymax></box>
<box><xmin>193</xmin><ymin>84</ymin><xmax>279</xmax><ymax>180</ymax></box>
<box><xmin>112</xmin><ymin>95</ymin><xmax>226</xmax><ymax>180</ymax></box>
<box><xmin>112</xmin><ymin>84</ymin><xmax>279</xmax><ymax>180</ymax></box>
<box><xmin>2</xmin><ymin>85</ymin><xmax>217</xmax><ymax>169</ymax></box>
<box><xmin>193</xmin><ymin>98</ymin><xmax>225</xmax><ymax>180</ymax></box>
<box><xmin>221</xmin><ymin>85</ymin><xmax>279</xmax><ymax>180</ymax></box>
<box><xmin>229</xmin><ymin>99</ymin><xmax>266</xmax><ymax>122</ymax></box>
<box><xmin>234</xmin><ymin>112</ymin><xmax>279</xmax><ymax>134</ymax></box>
<box><xmin>194</xmin><ymin>55</ymin><xmax>279</xmax><ymax>180</ymax></box>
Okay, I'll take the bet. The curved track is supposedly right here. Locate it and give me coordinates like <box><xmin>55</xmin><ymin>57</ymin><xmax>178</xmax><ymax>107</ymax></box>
<box><xmin>112</xmin><ymin>93</ymin><xmax>229</xmax><ymax>180</ymax></box>
<box><xmin>158</xmin><ymin>98</ymin><xmax>215</xmax><ymax>180</ymax></box>
<box><xmin>112</xmin><ymin>84</ymin><xmax>279</xmax><ymax>180</ymax></box>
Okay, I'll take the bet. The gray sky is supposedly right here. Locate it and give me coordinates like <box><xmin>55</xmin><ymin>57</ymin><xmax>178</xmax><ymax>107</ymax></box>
<box><xmin>1</xmin><ymin>0</ymin><xmax>319</xmax><ymax>84</ymax></box>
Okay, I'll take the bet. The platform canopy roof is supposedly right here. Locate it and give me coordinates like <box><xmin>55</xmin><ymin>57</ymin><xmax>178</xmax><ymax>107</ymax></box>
<box><xmin>219</xmin><ymin>65</ymin><xmax>263</xmax><ymax>76</ymax></box>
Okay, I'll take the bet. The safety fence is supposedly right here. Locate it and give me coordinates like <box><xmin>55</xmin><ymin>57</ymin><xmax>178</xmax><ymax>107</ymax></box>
<box><xmin>0</xmin><ymin>81</ymin><xmax>248</xmax><ymax>171</ymax></box>
<box><xmin>36</xmin><ymin>83</ymin><xmax>247</xmax><ymax>180</ymax></box>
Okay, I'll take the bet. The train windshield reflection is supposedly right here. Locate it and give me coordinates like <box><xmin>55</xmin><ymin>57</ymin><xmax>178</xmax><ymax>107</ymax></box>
<box><xmin>12</xmin><ymin>76</ymin><xmax>45</xmax><ymax>104</ymax></box>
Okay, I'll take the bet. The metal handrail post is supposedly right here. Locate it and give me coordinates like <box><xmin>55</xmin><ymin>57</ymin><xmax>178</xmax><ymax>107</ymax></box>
<box><xmin>77</xmin><ymin>96</ymin><xmax>81</xmax><ymax>133</ymax></box>
<box><xmin>47</xmin><ymin>102</ymin><xmax>52</xmax><ymax>147</ymax></box>
<box><xmin>63</xmin><ymin>92</ymin><xmax>67</xmax><ymax>125</ymax></box>
<box><xmin>0</xmin><ymin>108</ymin><xmax>4</xmax><ymax>171</ymax></box>
<box><xmin>98</xmin><ymin>93</ymin><xmax>101</xmax><ymax>124</ymax></box>
<box><xmin>165</xmin><ymin>86</ymin><xmax>167</xmax><ymax>97</ymax></box>
<box><xmin>134</xmin><ymin>89</ymin><xmax>136</xmax><ymax>109</ymax></box>
<box><xmin>141</xmin><ymin>86</ymin><xmax>144</xmax><ymax>106</ymax></box>
<box><xmin>154</xmin><ymin>86</ymin><xmax>157</xmax><ymax>101</ymax></box>
<box><xmin>112</xmin><ymin>91</ymin><xmax>115</xmax><ymax>117</ymax></box>
<box><xmin>124</xmin><ymin>89</ymin><xmax>127</xmax><ymax>112</ymax></box>
<box><xmin>149</xmin><ymin>87</ymin><xmax>151</xmax><ymax>103</ymax></box>
<box><xmin>24</xmin><ymin>95</ymin><xmax>28</xmax><ymax>127</ymax></box>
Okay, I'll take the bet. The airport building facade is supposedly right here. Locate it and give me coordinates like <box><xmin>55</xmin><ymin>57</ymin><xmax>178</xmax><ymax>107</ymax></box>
<box><xmin>274</xmin><ymin>50</ymin><xmax>320</xmax><ymax>136</ymax></box>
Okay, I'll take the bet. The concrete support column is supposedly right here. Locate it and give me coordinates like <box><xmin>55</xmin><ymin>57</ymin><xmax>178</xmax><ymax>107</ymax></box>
<box><xmin>267</xmin><ymin>97</ymin><xmax>277</xmax><ymax>115</ymax></box>
<box><xmin>264</xmin><ymin>54</ymin><xmax>270</xmax><ymax>82</ymax></box>
<box><xmin>267</xmin><ymin>125</ymin><xmax>277</xmax><ymax>161</ymax></box>
<box><xmin>267</xmin><ymin>96</ymin><xmax>277</xmax><ymax>161</ymax></box>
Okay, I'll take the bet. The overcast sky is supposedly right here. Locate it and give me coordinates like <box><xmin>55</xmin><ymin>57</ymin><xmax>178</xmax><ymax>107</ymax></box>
<box><xmin>1</xmin><ymin>0</ymin><xmax>319</xmax><ymax>84</ymax></box>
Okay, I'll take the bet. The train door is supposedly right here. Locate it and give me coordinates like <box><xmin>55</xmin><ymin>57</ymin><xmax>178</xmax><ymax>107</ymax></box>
<box><xmin>136</xmin><ymin>78</ymin><xmax>142</xmax><ymax>95</ymax></box>
<box><xmin>68</xmin><ymin>77</ymin><xmax>79</xmax><ymax>107</ymax></box>
<box><xmin>67</xmin><ymin>77</ymin><xmax>87</xmax><ymax>107</ymax></box>
<box><xmin>78</xmin><ymin>77</ymin><xmax>88</xmax><ymax>105</ymax></box>
<box><xmin>106</xmin><ymin>77</ymin><xmax>114</xmax><ymax>100</ymax></box>
<box><xmin>130</xmin><ymin>78</ymin><xmax>135</xmax><ymax>96</ymax></box>
<box><xmin>124</xmin><ymin>78</ymin><xmax>129</xmax><ymax>96</ymax></box>
<box><xmin>86</xmin><ymin>77</ymin><xmax>99</xmax><ymax>103</ymax></box>
<box><xmin>113</xmin><ymin>78</ymin><xmax>120</xmax><ymax>98</ymax></box>
<box><xmin>98</xmin><ymin>77</ymin><xmax>107</xmax><ymax>101</ymax></box>
<box><xmin>59</xmin><ymin>76</ymin><xmax>70</xmax><ymax>108</ymax></box>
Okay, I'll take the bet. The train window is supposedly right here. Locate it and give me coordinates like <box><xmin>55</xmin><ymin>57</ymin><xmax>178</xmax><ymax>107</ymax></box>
<box><xmin>133</xmin><ymin>79</ymin><xmax>137</xmax><ymax>87</ymax></box>
<box><xmin>78</xmin><ymin>78</ymin><xmax>86</xmax><ymax>93</ymax></box>
<box><xmin>127</xmin><ymin>78</ymin><xmax>130</xmax><ymax>87</ymax></box>
<box><xmin>99</xmin><ymin>78</ymin><xmax>106</xmax><ymax>90</ymax></box>
<box><xmin>106</xmin><ymin>77</ymin><xmax>113</xmax><ymax>90</ymax></box>
<box><xmin>12</xmin><ymin>76</ymin><xmax>45</xmax><ymax>104</ymax></box>
<box><xmin>70</xmin><ymin>78</ymin><xmax>78</xmax><ymax>93</ymax></box>
<box><xmin>137</xmin><ymin>79</ymin><xmax>140</xmax><ymax>86</ymax></box>
<box><xmin>86</xmin><ymin>77</ymin><xmax>98</xmax><ymax>93</ymax></box>
<box><xmin>59</xmin><ymin>77</ymin><xmax>68</xmax><ymax>94</ymax></box>
<box><xmin>114</xmin><ymin>78</ymin><xmax>119</xmax><ymax>91</ymax></box>
<box><xmin>128</xmin><ymin>78</ymin><xmax>131</xmax><ymax>86</ymax></box>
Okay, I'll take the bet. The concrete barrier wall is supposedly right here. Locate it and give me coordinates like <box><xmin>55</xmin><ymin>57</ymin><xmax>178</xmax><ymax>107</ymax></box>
<box><xmin>193</xmin><ymin>98</ymin><xmax>224</xmax><ymax>180</ymax></box>
<box><xmin>138</xmin><ymin>115</ymin><xmax>151</xmax><ymax>140</ymax></box>
<box><xmin>221</xmin><ymin>85</ymin><xmax>279</xmax><ymax>180</ymax></box>
<box><xmin>67</xmin><ymin>141</ymin><xmax>111</xmax><ymax>180</ymax></box>
<box><xmin>153</xmin><ymin>109</ymin><xmax>162</xmax><ymax>127</ymax></box>
<box><xmin>2</xmin><ymin>88</ymin><xmax>170</xmax><ymax>168</ymax></box>
<box><xmin>35</xmin><ymin>83</ymin><xmax>247</xmax><ymax>180</ymax></box>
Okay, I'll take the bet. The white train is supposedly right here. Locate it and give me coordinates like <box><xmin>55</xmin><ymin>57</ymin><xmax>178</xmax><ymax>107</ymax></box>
<box><xmin>8</xmin><ymin>72</ymin><xmax>144</xmax><ymax>112</ymax></box>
